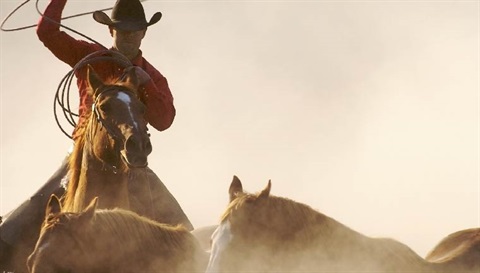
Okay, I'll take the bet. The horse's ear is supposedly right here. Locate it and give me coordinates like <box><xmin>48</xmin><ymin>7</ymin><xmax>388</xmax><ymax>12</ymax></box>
<box><xmin>45</xmin><ymin>194</ymin><xmax>62</xmax><ymax>216</ymax></box>
<box><xmin>257</xmin><ymin>180</ymin><xmax>272</xmax><ymax>199</ymax></box>
<box><xmin>229</xmin><ymin>175</ymin><xmax>243</xmax><ymax>202</ymax></box>
<box><xmin>80</xmin><ymin>197</ymin><xmax>98</xmax><ymax>222</ymax></box>
<box><xmin>86</xmin><ymin>64</ymin><xmax>104</xmax><ymax>98</ymax></box>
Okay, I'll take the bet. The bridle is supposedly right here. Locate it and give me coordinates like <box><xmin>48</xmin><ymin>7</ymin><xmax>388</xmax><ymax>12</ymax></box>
<box><xmin>86</xmin><ymin>87</ymin><xmax>134</xmax><ymax>174</ymax></box>
<box><xmin>91</xmin><ymin>88</ymin><xmax>127</xmax><ymax>143</ymax></box>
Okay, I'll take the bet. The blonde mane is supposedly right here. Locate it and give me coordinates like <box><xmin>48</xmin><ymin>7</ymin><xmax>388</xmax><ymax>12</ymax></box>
<box><xmin>221</xmin><ymin>192</ymin><xmax>323</xmax><ymax>225</ymax></box>
<box><xmin>90</xmin><ymin>208</ymin><xmax>190</xmax><ymax>249</ymax></box>
<box><xmin>63</xmin><ymin>117</ymin><xmax>89</xmax><ymax>211</ymax></box>
<box><xmin>219</xmin><ymin>190</ymin><xmax>344</xmax><ymax>244</ymax></box>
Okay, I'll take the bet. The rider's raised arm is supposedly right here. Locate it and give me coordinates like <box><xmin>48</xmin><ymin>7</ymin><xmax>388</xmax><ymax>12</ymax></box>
<box><xmin>36</xmin><ymin>0</ymin><xmax>100</xmax><ymax>68</ymax></box>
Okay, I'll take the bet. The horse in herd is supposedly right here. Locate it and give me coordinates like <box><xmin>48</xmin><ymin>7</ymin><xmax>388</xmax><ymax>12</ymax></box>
<box><xmin>27</xmin><ymin>195</ymin><xmax>208</xmax><ymax>273</ymax></box>
<box><xmin>206</xmin><ymin>176</ymin><xmax>480</xmax><ymax>273</ymax></box>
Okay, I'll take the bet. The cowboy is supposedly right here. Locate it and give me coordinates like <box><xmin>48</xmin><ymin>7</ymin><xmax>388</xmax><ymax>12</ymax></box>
<box><xmin>0</xmin><ymin>0</ymin><xmax>192</xmax><ymax>271</ymax></box>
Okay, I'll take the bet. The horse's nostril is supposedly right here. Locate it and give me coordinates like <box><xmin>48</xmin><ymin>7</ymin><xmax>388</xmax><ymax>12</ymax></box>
<box><xmin>125</xmin><ymin>136</ymin><xmax>138</xmax><ymax>151</ymax></box>
<box><xmin>125</xmin><ymin>135</ymin><xmax>152</xmax><ymax>154</ymax></box>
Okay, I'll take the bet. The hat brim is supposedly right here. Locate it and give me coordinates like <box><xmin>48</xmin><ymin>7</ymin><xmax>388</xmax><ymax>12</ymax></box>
<box><xmin>93</xmin><ymin>11</ymin><xmax>162</xmax><ymax>31</ymax></box>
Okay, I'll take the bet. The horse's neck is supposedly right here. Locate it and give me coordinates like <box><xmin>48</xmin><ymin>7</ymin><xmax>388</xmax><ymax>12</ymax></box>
<box><xmin>71</xmin><ymin>145</ymin><xmax>130</xmax><ymax>211</ymax></box>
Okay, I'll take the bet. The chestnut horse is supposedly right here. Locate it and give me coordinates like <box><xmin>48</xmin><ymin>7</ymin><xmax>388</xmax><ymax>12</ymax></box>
<box><xmin>207</xmin><ymin>176</ymin><xmax>439</xmax><ymax>273</ymax></box>
<box><xmin>62</xmin><ymin>64</ymin><xmax>152</xmax><ymax>213</ymax></box>
<box><xmin>28</xmin><ymin>195</ymin><xmax>208</xmax><ymax>273</ymax></box>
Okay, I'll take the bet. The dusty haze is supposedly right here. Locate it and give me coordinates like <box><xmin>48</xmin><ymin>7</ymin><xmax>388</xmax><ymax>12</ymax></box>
<box><xmin>1</xmin><ymin>0</ymin><xmax>478</xmax><ymax>258</ymax></box>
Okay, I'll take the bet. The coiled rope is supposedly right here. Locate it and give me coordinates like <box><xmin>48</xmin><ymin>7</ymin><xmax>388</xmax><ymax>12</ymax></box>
<box><xmin>1</xmin><ymin>0</ymin><xmax>109</xmax><ymax>45</ymax></box>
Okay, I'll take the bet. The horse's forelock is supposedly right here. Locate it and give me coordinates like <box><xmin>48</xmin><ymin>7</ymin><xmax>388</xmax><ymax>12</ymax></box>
<box><xmin>110</xmin><ymin>77</ymin><xmax>139</xmax><ymax>98</ymax></box>
<box><xmin>42</xmin><ymin>212</ymin><xmax>76</xmax><ymax>231</ymax></box>
<box><xmin>220</xmin><ymin>192</ymin><xmax>250</xmax><ymax>223</ymax></box>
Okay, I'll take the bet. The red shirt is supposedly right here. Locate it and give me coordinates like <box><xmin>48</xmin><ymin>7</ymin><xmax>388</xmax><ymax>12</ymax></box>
<box><xmin>37</xmin><ymin>0</ymin><xmax>175</xmax><ymax>139</ymax></box>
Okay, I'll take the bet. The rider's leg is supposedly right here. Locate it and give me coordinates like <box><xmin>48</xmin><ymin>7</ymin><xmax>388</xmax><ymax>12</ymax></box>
<box><xmin>0</xmin><ymin>157</ymin><xmax>68</xmax><ymax>272</ymax></box>
<box><xmin>127</xmin><ymin>167</ymin><xmax>193</xmax><ymax>230</ymax></box>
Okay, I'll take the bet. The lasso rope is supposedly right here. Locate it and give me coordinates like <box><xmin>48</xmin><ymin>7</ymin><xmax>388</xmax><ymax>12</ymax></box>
<box><xmin>1</xmin><ymin>0</ymin><xmax>109</xmax><ymax>45</ymax></box>
<box><xmin>2</xmin><ymin>0</ymin><xmax>146</xmax><ymax>139</ymax></box>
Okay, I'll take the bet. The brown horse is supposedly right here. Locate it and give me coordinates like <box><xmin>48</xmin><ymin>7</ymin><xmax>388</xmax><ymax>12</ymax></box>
<box><xmin>28</xmin><ymin>195</ymin><xmax>208</xmax><ymax>273</ymax></box>
<box><xmin>62</xmin><ymin>64</ymin><xmax>152</xmax><ymax>213</ymax></box>
<box><xmin>426</xmin><ymin>228</ymin><xmax>480</xmax><ymax>272</ymax></box>
<box><xmin>207</xmin><ymin>176</ymin><xmax>436</xmax><ymax>273</ymax></box>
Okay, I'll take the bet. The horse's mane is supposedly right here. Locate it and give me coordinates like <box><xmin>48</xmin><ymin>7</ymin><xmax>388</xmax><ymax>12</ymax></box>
<box><xmin>91</xmin><ymin>208</ymin><xmax>190</xmax><ymax>249</ymax></box>
<box><xmin>63</xmin><ymin>116</ymin><xmax>89</xmax><ymax>211</ymax></box>
<box><xmin>221</xmin><ymin>192</ymin><xmax>322</xmax><ymax>225</ymax></box>
<box><xmin>220</xmin><ymin>191</ymin><xmax>346</xmax><ymax>244</ymax></box>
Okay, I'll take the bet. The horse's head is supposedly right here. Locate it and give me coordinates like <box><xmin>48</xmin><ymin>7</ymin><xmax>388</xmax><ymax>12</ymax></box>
<box><xmin>207</xmin><ymin>176</ymin><xmax>326</xmax><ymax>273</ymax></box>
<box><xmin>27</xmin><ymin>195</ymin><xmax>98</xmax><ymax>273</ymax></box>
<box><xmin>207</xmin><ymin>176</ymin><xmax>280</xmax><ymax>273</ymax></box>
<box><xmin>86</xmin><ymin>65</ymin><xmax>152</xmax><ymax>169</ymax></box>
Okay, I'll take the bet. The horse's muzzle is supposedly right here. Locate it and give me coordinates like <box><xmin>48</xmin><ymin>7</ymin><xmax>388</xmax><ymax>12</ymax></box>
<box><xmin>122</xmin><ymin>134</ymin><xmax>152</xmax><ymax>168</ymax></box>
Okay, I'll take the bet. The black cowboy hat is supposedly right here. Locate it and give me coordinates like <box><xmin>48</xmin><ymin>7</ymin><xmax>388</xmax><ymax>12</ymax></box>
<box><xmin>93</xmin><ymin>0</ymin><xmax>162</xmax><ymax>31</ymax></box>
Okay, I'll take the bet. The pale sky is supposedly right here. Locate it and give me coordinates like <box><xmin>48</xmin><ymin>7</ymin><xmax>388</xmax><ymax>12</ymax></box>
<box><xmin>1</xmin><ymin>0</ymin><xmax>479</xmax><ymax>257</ymax></box>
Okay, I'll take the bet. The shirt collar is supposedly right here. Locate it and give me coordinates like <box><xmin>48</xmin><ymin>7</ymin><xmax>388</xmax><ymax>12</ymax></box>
<box><xmin>108</xmin><ymin>48</ymin><xmax>143</xmax><ymax>66</ymax></box>
<box><xmin>130</xmin><ymin>49</ymin><xmax>143</xmax><ymax>65</ymax></box>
